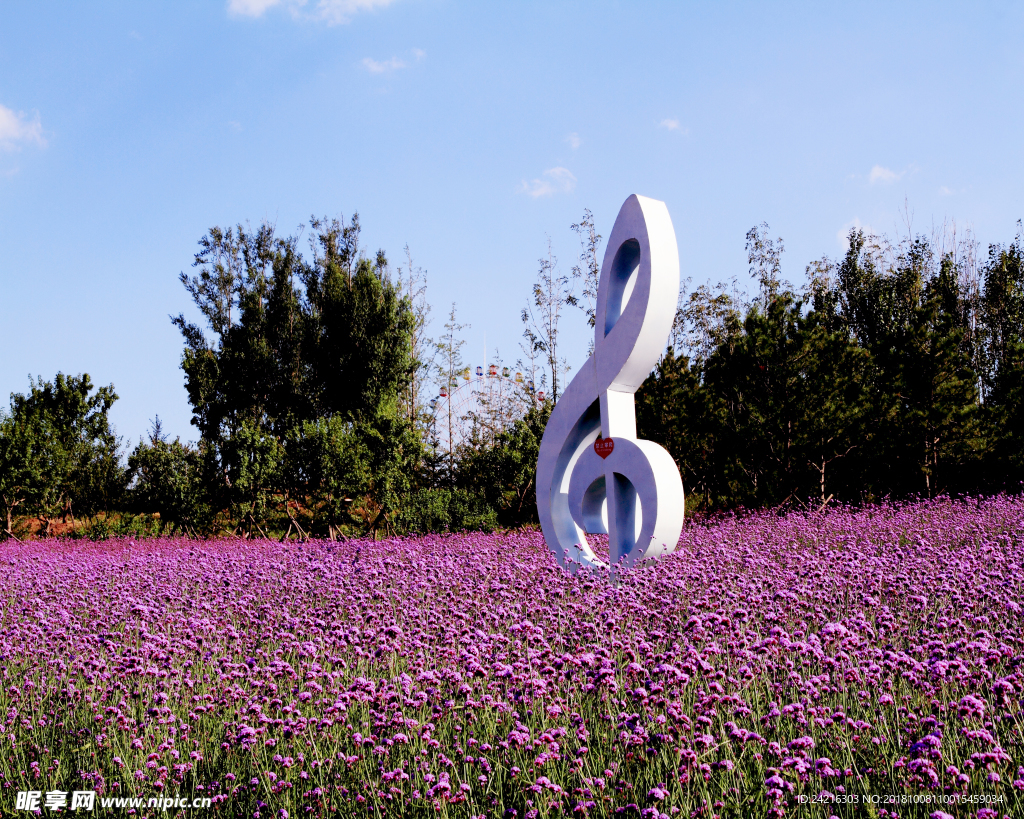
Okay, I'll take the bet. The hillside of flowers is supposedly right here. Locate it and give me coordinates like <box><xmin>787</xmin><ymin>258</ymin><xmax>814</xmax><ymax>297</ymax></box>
<box><xmin>2</xmin><ymin>496</ymin><xmax>1023</xmax><ymax>818</ymax></box>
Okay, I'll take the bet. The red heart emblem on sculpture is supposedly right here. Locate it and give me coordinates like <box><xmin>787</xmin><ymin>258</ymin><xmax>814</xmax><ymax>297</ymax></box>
<box><xmin>594</xmin><ymin>438</ymin><xmax>614</xmax><ymax>459</ymax></box>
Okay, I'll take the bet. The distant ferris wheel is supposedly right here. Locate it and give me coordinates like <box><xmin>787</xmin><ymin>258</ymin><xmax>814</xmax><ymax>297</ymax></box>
<box><xmin>429</xmin><ymin>365</ymin><xmax>544</xmax><ymax>453</ymax></box>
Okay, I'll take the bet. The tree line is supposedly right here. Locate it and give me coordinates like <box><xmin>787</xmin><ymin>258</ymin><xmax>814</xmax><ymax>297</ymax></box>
<box><xmin>1</xmin><ymin>209</ymin><xmax>1022</xmax><ymax>540</ymax></box>
<box><xmin>0</xmin><ymin>214</ymin><xmax>555</xmax><ymax>540</ymax></box>
<box><xmin>637</xmin><ymin>221</ymin><xmax>1024</xmax><ymax>511</ymax></box>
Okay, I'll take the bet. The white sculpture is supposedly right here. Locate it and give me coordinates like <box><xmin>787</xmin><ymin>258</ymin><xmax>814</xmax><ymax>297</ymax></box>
<box><xmin>536</xmin><ymin>194</ymin><xmax>685</xmax><ymax>571</ymax></box>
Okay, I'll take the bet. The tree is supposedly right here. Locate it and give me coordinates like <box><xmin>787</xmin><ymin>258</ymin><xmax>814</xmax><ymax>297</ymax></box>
<box><xmin>172</xmin><ymin>222</ymin><xmax>299</xmax><ymax>446</ymax></box>
<box><xmin>456</xmin><ymin>402</ymin><xmax>550</xmax><ymax>527</ymax></box>
<box><xmin>221</xmin><ymin>419</ymin><xmax>284</xmax><ymax>537</ymax></box>
<box><xmin>671</xmin><ymin>281</ymin><xmax>744</xmax><ymax>367</ymax></box>
<box><xmin>635</xmin><ymin>348</ymin><xmax>719</xmax><ymax>509</ymax></box>
<box><xmin>795</xmin><ymin>320</ymin><xmax>867</xmax><ymax>505</ymax></box>
<box><xmin>569</xmin><ymin>209</ymin><xmax>603</xmax><ymax>355</ymax></box>
<box><xmin>433</xmin><ymin>303</ymin><xmax>469</xmax><ymax>483</ymax></box>
<box><xmin>522</xmin><ymin>240</ymin><xmax>574</xmax><ymax>403</ymax></box>
<box><xmin>979</xmin><ymin>225</ymin><xmax>1024</xmax><ymax>395</ymax></box>
<box><xmin>0</xmin><ymin>406</ymin><xmax>44</xmax><ymax>539</ymax></box>
<box><xmin>702</xmin><ymin>295</ymin><xmax>819</xmax><ymax>506</ymax></box>
<box><xmin>745</xmin><ymin>222</ymin><xmax>787</xmax><ymax>307</ymax></box>
<box><xmin>301</xmin><ymin>239</ymin><xmax>419</xmax><ymax>535</ymax></box>
<box><xmin>172</xmin><ymin>214</ymin><xmax>419</xmax><ymax>536</ymax></box>
<box><xmin>0</xmin><ymin>373</ymin><xmax>124</xmax><ymax>537</ymax></box>
<box><xmin>127</xmin><ymin>419</ymin><xmax>210</xmax><ymax>535</ymax></box>
<box><xmin>283</xmin><ymin>416</ymin><xmax>367</xmax><ymax>539</ymax></box>
<box><xmin>397</xmin><ymin>246</ymin><xmax>434</xmax><ymax>451</ymax></box>
<box><xmin>827</xmin><ymin>228</ymin><xmax>924</xmax><ymax>350</ymax></box>
<box><xmin>809</xmin><ymin>228</ymin><xmax>985</xmax><ymax>498</ymax></box>
<box><xmin>980</xmin><ymin>226</ymin><xmax>1024</xmax><ymax>487</ymax></box>
<box><xmin>891</xmin><ymin>255</ymin><xmax>982</xmax><ymax>496</ymax></box>
<box><xmin>301</xmin><ymin>224</ymin><xmax>415</xmax><ymax>426</ymax></box>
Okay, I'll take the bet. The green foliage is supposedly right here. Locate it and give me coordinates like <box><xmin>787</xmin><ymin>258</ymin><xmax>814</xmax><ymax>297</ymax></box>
<box><xmin>74</xmin><ymin>513</ymin><xmax>162</xmax><ymax>540</ymax></box>
<box><xmin>221</xmin><ymin>420</ymin><xmax>284</xmax><ymax>536</ymax></box>
<box><xmin>822</xmin><ymin>231</ymin><xmax>983</xmax><ymax>497</ymax></box>
<box><xmin>988</xmin><ymin>341</ymin><xmax>1024</xmax><ymax>484</ymax></box>
<box><xmin>0</xmin><ymin>373</ymin><xmax>124</xmax><ymax>538</ymax></box>
<box><xmin>456</xmin><ymin>403</ymin><xmax>549</xmax><ymax>527</ymax></box>
<box><xmin>708</xmin><ymin>296</ymin><xmax>868</xmax><ymax>505</ymax></box>
<box><xmin>642</xmin><ymin>222</ymin><xmax>1024</xmax><ymax>512</ymax></box>
<box><xmin>980</xmin><ymin>227</ymin><xmax>1024</xmax><ymax>487</ymax></box>
<box><xmin>640</xmin><ymin>300</ymin><xmax>867</xmax><ymax>509</ymax></box>
<box><xmin>127</xmin><ymin>420</ymin><xmax>211</xmax><ymax>535</ymax></box>
<box><xmin>0</xmin><ymin>404</ymin><xmax>44</xmax><ymax>538</ymax></box>
<box><xmin>171</xmin><ymin>215</ymin><xmax>419</xmax><ymax>537</ymax></box>
<box><xmin>8</xmin><ymin>215</ymin><xmax>1024</xmax><ymax>538</ymax></box>
<box><xmin>283</xmin><ymin>416</ymin><xmax>367</xmax><ymax>538</ymax></box>
<box><xmin>392</xmin><ymin>487</ymin><xmax>499</xmax><ymax>534</ymax></box>
<box><xmin>635</xmin><ymin>348</ymin><xmax>710</xmax><ymax>504</ymax></box>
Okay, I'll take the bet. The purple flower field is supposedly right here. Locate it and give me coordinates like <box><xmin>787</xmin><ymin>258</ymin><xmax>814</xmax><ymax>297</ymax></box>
<box><xmin>2</xmin><ymin>497</ymin><xmax>1024</xmax><ymax>818</ymax></box>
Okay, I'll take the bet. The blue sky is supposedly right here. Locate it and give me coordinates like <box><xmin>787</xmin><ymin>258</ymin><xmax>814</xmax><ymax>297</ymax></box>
<box><xmin>2</xmin><ymin>0</ymin><xmax>1022</xmax><ymax>446</ymax></box>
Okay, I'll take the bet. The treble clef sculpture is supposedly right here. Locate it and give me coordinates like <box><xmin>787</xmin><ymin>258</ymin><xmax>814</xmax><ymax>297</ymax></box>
<box><xmin>536</xmin><ymin>194</ymin><xmax>684</xmax><ymax>571</ymax></box>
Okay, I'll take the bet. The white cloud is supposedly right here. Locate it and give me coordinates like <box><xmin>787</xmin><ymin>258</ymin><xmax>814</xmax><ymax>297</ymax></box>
<box><xmin>836</xmin><ymin>217</ymin><xmax>874</xmax><ymax>251</ymax></box>
<box><xmin>317</xmin><ymin>0</ymin><xmax>396</xmax><ymax>24</ymax></box>
<box><xmin>869</xmin><ymin>165</ymin><xmax>902</xmax><ymax>185</ymax></box>
<box><xmin>0</xmin><ymin>104</ymin><xmax>45</xmax><ymax>152</ymax></box>
<box><xmin>518</xmin><ymin>167</ymin><xmax>577</xmax><ymax>198</ymax></box>
<box><xmin>659</xmin><ymin>118</ymin><xmax>688</xmax><ymax>134</ymax></box>
<box><xmin>362</xmin><ymin>56</ymin><xmax>405</xmax><ymax>73</ymax></box>
<box><xmin>412</xmin><ymin>48</ymin><xmax>426</xmax><ymax>60</ymax></box>
<box><xmin>227</xmin><ymin>0</ymin><xmax>396</xmax><ymax>25</ymax></box>
<box><xmin>938</xmin><ymin>185</ymin><xmax>953</xmax><ymax>196</ymax></box>
<box><xmin>565</xmin><ymin>132</ymin><xmax>581</xmax><ymax>150</ymax></box>
<box><xmin>228</xmin><ymin>0</ymin><xmax>288</xmax><ymax>16</ymax></box>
